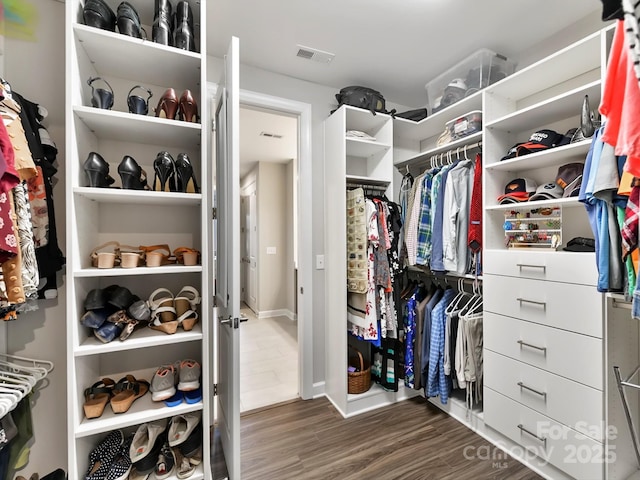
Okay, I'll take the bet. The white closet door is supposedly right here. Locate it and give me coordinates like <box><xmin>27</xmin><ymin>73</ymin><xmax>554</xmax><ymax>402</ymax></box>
<box><xmin>216</xmin><ymin>36</ymin><xmax>242</xmax><ymax>479</ymax></box>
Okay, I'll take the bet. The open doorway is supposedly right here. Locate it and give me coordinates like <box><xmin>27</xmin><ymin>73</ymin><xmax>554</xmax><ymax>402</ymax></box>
<box><xmin>238</xmin><ymin>105</ymin><xmax>299</xmax><ymax>412</ymax></box>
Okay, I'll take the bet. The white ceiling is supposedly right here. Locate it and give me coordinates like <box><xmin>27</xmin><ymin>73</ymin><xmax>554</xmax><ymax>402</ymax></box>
<box><xmin>239</xmin><ymin>107</ymin><xmax>298</xmax><ymax>178</ymax></box>
<box><xmin>207</xmin><ymin>0</ymin><xmax>603</xmax><ymax>108</ymax></box>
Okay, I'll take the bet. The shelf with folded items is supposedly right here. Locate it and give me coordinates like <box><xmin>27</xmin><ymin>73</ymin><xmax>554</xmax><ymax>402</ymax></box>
<box><xmin>75</xmin><ymin>323</ymin><xmax>204</xmax><ymax>357</ymax></box>
<box><xmin>74</xmin><ymin>106</ymin><xmax>201</xmax><ymax>150</ymax></box>
<box><xmin>346</xmin><ymin>137</ymin><xmax>391</xmax><ymax>158</ymax></box>
<box><xmin>73</xmin><ymin>24</ymin><xmax>201</xmax><ymax>91</ymax></box>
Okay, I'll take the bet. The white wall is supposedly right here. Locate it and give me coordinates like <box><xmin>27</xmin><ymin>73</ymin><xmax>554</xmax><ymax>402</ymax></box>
<box><xmin>5</xmin><ymin>0</ymin><xmax>67</xmax><ymax>476</ymax></box>
<box><xmin>256</xmin><ymin>162</ymin><xmax>288</xmax><ymax>313</ymax></box>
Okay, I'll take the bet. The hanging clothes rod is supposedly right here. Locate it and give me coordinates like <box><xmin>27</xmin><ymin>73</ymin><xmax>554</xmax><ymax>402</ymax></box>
<box><xmin>346</xmin><ymin>182</ymin><xmax>389</xmax><ymax>192</ymax></box>
<box><xmin>397</xmin><ymin>140</ymin><xmax>483</xmax><ymax>174</ymax></box>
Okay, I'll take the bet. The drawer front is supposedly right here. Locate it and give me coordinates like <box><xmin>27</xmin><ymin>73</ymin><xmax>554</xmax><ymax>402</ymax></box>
<box><xmin>483</xmin><ymin>249</ymin><xmax>598</xmax><ymax>286</ymax></box>
<box><xmin>484</xmin><ymin>350</ymin><xmax>604</xmax><ymax>441</ymax></box>
<box><xmin>484</xmin><ymin>312</ymin><xmax>603</xmax><ymax>390</ymax></box>
<box><xmin>484</xmin><ymin>387</ymin><xmax>605</xmax><ymax>480</ymax></box>
<box><xmin>484</xmin><ymin>274</ymin><xmax>603</xmax><ymax>338</ymax></box>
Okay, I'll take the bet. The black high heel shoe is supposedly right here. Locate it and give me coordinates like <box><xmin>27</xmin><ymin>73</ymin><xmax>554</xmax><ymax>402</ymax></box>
<box><xmin>87</xmin><ymin>77</ymin><xmax>114</xmax><ymax>110</ymax></box>
<box><xmin>118</xmin><ymin>155</ymin><xmax>151</xmax><ymax>190</ymax></box>
<box><xmin>83</xmin><ymin>0</ymin><xmax>116</xmax><ymax>31</ymax></box>
<box><xmin>153</xmin><ymin>152</ymin><xmax>177</xmax><ymax>192</ymax></box>
<box><xmin>127</xmin><ymin>85</ymin><xmax>153</xmax><ymax>115</ymax></box>
<box><xmin>175</xmin><ymin>153</ymin><xmax>199</xmax><ymax>193</ymax></box>
<box><xmin>174</xmin><ymin>1</ymin><xmax>195</xmax><ymax>52</ymax></box>
<box><xmin>116</xmin><ymin>1</ymin><xmax>143</xmax><ymax>39</ymax></box>
<box><xmin>153</xmin><ymin>0</ymin><xmax>174</xmax><ymax>46</ymax></box>
<box><xmin>84</xmin><ymin>152</ymin><xmax>115</xmax><ymax>188</ymax></box>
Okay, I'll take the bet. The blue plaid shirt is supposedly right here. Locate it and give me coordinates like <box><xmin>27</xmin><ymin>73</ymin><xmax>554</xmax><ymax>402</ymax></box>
<box><xmin>416</xmin><ymin>170</ymin><xmax>436</xmax><ymax>265</ymax></box>
<box><xmin>426</xmin><ymin>288</ymin><xmax>456</xmax><ymax>403</ymax></box>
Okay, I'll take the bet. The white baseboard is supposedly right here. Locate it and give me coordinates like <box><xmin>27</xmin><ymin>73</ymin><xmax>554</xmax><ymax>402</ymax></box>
<box><xmin>313</xmin><ymin>381</ymin><xmax>325</xmax><ymax>399</ymax></box>
<box><xmin>258</xmin><ymin>309</ymin><xmax>296</xmax><ymax>321</ymax></box>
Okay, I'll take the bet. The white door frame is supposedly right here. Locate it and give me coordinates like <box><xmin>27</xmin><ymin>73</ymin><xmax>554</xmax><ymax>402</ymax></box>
<box><xmin>208</xmin><ymin>83</ymin><xmax>314</xmax><ymax>400</ymax></box>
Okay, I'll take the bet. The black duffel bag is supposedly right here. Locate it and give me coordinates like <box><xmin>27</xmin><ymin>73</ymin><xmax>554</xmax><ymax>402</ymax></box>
<box><xmin>334</xmin><ymin>86</ymin><xmax>394</xmax><ymax>116</ymax></box>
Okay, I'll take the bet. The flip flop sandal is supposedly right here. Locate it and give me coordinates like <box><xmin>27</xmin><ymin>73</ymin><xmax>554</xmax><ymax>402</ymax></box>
<box><xmin>173</xmin><ymin>247</ymin><xmax>199</xmax><ymax>266</ymax></box>
<box><xmin>140</xmin><ymin>244</ymin><xmax>176</xmax><ymax>267</ymax></box>
<box><xmin>110</xmin><ymin>375</ymin><xmax>150</xmax><ymax>414</ymax></box>
<box><xmin>174</xmin><ymin>286</ymin><xmax>201</xmax><ymax>331</ymax></box>
<box><xmin>147</xmin><ymin>288</ymin><xmax>178</xmax><ymax>334</ymax></box>
<box><xmin>90</xmin><ymin>241</ymin><xmax>121</xmax><ymax>268</ymax></box>
<box><xmin>83</xmin><ymin>378</ymin><xmax>116</xmax><ymax>419</ymax></box>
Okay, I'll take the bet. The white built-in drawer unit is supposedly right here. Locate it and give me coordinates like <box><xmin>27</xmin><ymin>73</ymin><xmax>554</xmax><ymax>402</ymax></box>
<box><xmin>484</xmin><ymin>350</ymin><xmax>603</xmax><ymax>442</ymax></box>
<box><xmin>484</xmin><ymin>388</ymin><xmax>605</xmax><ymax>480</ymax></box>
<box><xmin>483</xmin><ymin>250</ymin><xmax>598</xmax><ymax>286</ymax></box>
<box><xmin>484</xmin><ymin>274</ymin><xmax>603</xmax><ymax>338</ymax></box>
<box><xmin>484</xmin><ymin>312</ymin><xmax>603</xmax><ymax>390</ymax></box>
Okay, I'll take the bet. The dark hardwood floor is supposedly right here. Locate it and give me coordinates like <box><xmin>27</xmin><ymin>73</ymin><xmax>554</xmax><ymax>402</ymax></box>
<box><xmin>212</xmin><ymin>396</ymin><xmax>544</xmax><ymax>480</ymax></box>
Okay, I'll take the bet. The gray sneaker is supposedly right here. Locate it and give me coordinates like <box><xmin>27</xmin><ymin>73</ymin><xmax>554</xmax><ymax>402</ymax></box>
<box><xmin>149</xmin><ymin>363</ymin><xmax>178</xmax><ymax>402</ymax></box>
<box><xmin>177</xmin><ymin>359</ymin><xmax>200</xmax><ymax>392</ymax></box>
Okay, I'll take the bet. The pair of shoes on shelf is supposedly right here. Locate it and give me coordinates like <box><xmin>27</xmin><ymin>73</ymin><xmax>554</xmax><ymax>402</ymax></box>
<box><xmin>87</xmin><ymin>77</ymin><xmax>154</xmax><ymax>115</ymax></box>
<box><xmin>84</xmin><ymin>152</ymin><xmax>151</xmax><ymax>190</ymax></box>
<box><xmin>83</xmin><ymin>0</ymin><xmax>144</xmax><ymax>39</ymax></box>
<box><xmin>81</xmin><ymin>285</ymin><xmax>150</xmax><ymax>342</ymax></box>
<box><xmin>85</xmin><ymin>430</ymin><xmax>130</xmax><ymax>479</ymax></box>
<box><xmin>152</xmin><ymin>0</ymin><xmax>197</xmax><ymax>52</ymax></box>
<box><xmin>149</xmin><ymin>359</ymin><xmax>201</xmax><ymax>404</ymax></box>
<box><xmin>152</xmin><ymin>151</ymin><xmax>199</xmax><ymax>193</ymax></box>
<box><xmin>155</xmin><ymin>88</ymin><xmax>199</xmax><ymax>123</ymax></box>
<box><xmin>90</xmin><ymin>242</ymin><xmax>145</xmax><ymax>269</ymax></box>
<box><xmin>83</xmin><ymin>375</ymin><xmax>149</xmax><ymax>419</ymax></box>
<box><xmin>147</xmin><ymin>287</ymin><xmax>201</xmax><ymax>334</ymax></box>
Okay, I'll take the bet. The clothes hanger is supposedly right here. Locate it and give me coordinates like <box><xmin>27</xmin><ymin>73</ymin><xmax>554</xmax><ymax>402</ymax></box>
<box><xmin>0</xmin><ymin>360</ymin><xmax>47</xmax><ymax>382</ymax></box>
<box><xmin>0</xmin><ymin>353</ymin><xmax>54</xmax><ymax>375</ymax></box>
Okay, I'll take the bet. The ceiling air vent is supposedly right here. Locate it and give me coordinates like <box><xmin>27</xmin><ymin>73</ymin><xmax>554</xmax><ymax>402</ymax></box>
<box><xmin>296</xmin><ymin>45</ymin><xmax>335</xmax><ymax>64</ymax></box>
<box><xmin>259</xmin><ymin>131</ymin><xmax>283</xmax><ymax>139</ymax></box>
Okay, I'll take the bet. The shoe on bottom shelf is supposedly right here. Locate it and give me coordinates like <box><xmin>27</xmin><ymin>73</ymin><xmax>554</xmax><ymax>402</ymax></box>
<box><xmin>173</xmin><ymin>446</ymin><xmax>196</xmax><ymax>479</ymax></box>
<box><xmin>168</xmin><ymin>412</ymin><xmax>201</xmax><ymax>447</ymax></box>
<box><xmin>130</xmin><ymin>419</ymin><xmax>167</xmax><ymax>464</ymax></box>
<box><xmin>85</xmin><ymin>430</ymin><xmax>124</xmax><ymax>480</ymax></box>
<box><xmin>104</xmin><ymin>434</ymin><xmax>133</xmax><ymax>480</ymax></box>
<box><xmin>155</xmin><ymin>441</ymin><xmax>176</xmax><ymax>480</ymax></box>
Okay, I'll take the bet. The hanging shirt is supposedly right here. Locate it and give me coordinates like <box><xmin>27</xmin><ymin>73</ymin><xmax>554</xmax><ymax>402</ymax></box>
<box><xmin>416</xmin><ymin>170</ymin><xmax>436</xmax><ymax>265</ymax></box>
<box><xmin>442</xmin><ymin>160</ymin><xmax>474</xmax><ymax>274</ymax></box>
<box><xmin>426</xmin><ymin>288</ymin><xmax>456</xmax><ymax>404</ymax></box>
<box><xmin>431</xmin><ymin>162</ymin><xmax>457</xmax><ymax>272</ymax></box>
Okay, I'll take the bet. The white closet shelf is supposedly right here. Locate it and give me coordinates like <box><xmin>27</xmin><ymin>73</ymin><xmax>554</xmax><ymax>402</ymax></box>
<box><xmin>484</xmin><ymin>30</ymin><xmax>602</xmax><ymax>101</ymax></box>
<box><xmin>75</xmin><ymin>324</ymin><xmax>203</xmax><ymax>357</ymax></box>
<box><xmin>485</xmin><ymin>80</ymin><xmax>602</xmax><ymax>132</ymax></box>
<box><xmin>486</xmin><ymin>197</ymin><xmax>582</xmax><ymax>211</ymax></box>
<box><xmin>74</xmin><ymin>106</ymin><xmax>201</xmax><ymax>149</ymax></box>
<box><xmin>74</xmin><ymin>187</ymin><xmax>202</xmax><ymax>206</ymax></box>
<box><xmin>344</xmin><ymin>105</ymin><xmax>392</xmax><ymax>132</ymax></box>
<box><xmin>76</xmin><ymin>392</ymin><xmax>203</xmax><ymax>438</ymax></box>
<box><xmin>485</xmin><ymin>139</ymin><xmax>591</xmax><ymax>172</ymax></box>
<box><xmin>74</xmin><ymin>24</ymin><xmax>201</xmax><ymax>88</ymax></box>
<box><xmin>393</xmin><ymin>91</ymin><xmax>483</xmax><ymax>142</ymax></box>
<box><xmin>74</xmin><ymin>265</ymin><xmax>203</xmax><ymax>278</ymax></box>
<box><xmin>346</xmin><ymin>137</ymin><xmax>391</xmax><ymax>158</ymax></box>
<box><xmin>394</xmin><ymin>132</ymin><xmax>482</xmax><ymax>168</ymax></box>
<box><xmin>345</xmin><ymin>175</ymin><xmax>391</xmax><ymax>186</ymax></box>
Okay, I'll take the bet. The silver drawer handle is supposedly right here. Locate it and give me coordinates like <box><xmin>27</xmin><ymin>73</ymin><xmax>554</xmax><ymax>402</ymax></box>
<box><xmin>518</xmin><ymin>424</ymin><xmax>547</xmax><ymax>447</ymax></box>
<box><xmin>517</xmin><ymin>381</ymin><xmax>547</xmax><ymax>400</ymax></box>
<box><xmin>517</xmin><ymin>263</ymin><xmax>546</xmax><ymax>273</ymax></box>
<box><xmin>517</xmin><ymin>340</ymin><xmax>547</xmax><ymax>354</ymax></box>
<box><xmin>516</xmin><ymin>298</ymin><xmax>546</xmax><ymax>309</ymax></box>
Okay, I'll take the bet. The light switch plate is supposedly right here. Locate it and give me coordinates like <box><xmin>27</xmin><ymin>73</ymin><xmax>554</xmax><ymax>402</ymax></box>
<box><xmin>316</xmin><ymin>254</ymin><xmax>325</xmax><ymax>270</ymax></box>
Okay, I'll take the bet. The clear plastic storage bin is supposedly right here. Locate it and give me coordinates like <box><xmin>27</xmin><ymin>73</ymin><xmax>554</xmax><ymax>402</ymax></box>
<box><xmin>444</xmin><ymin>110</ymin><xmax>483</xmax><ymax>140</ymax></box>
<box><xmin>425</xmin><ymin>48</ymin><xmax>516</xmax><ymax>114</ymax></box>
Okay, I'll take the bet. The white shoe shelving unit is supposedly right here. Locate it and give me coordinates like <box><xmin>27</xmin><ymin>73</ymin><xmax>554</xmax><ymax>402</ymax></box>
<box><xmin>65</xmin><ymin>0</ymin><xmax>210</xmax><ymax>478</ymax></box>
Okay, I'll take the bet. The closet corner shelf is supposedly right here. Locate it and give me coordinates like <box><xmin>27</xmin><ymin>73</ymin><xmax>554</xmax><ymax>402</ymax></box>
<box><xmin>73</xmin><ymin>23</ymin><xmax>201</xmax><ymax>88</ymax></box>
<box><xmin>74</xmin><ymin>265</ymin><xmax>203</xmax><ymax>278</ymax></box>
<box><xmin>73</xmin><ymin>106</ymin><xmax>201</xmax><ymax>149</ymax></box>
<box><xmin>74</xmin><ymin>187</ymin><xmax>202</xmax><ymax>206</ymax></box>
<box><xmin>393</xmin><ymin>91</ymin><xmax>483</xmax><ymax>142</ymax></box>
<box><xmin>485</xmin><ymin>197</ymin><xmax>582</xmax><ymax>211</ymax></box>
<box><xmin>394</xmin><ymin>132</ymin><xmax>482</xmax><ymax>168</ymax></box>
<box><xmin>484</xmin><ymin>140</ymin><xmax>591</xmax><ymax>172</ymax></box>
<box><xmin>75</xmin><ymin>324</ymin><xmax>203</xmax><ymax>357</ymax></box>
<box><xmin>484</xmin><ymin>80</ymin><xmax>602</xmax><ymax>132</ymax></box>
<box><xmin>75</xmin><ymin>395</ymin><xmax>203</xmax><ymax>438</ymax></box>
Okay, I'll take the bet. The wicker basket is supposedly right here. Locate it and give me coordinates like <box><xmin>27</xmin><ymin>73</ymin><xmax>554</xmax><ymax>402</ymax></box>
<box><xmin>348</xmin><ymin>345</ymin><xmax>372</xmax><ymax>394</ymax></box>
